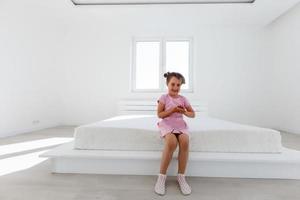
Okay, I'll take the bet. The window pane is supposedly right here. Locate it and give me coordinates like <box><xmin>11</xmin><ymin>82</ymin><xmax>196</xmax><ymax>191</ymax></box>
<box><xmin>135</xmin><ymin>41</ymin><xmax>160</xmax><ymax>90</ymax></box>
<box><xmin>165</xmin><ymin>41</ymin><xmax>190</xmax><ymax>89</ymax></box>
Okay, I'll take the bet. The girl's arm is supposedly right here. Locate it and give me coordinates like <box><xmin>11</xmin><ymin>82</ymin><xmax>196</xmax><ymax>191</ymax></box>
<box><xmin>183</xmin><ymin>105</ymin><xmax>195</xmax><ymax>118</ymax></box>
<box><xmin>157</xmin><ymin>102</ymin><xmax>179</xmax><ymax>119</ymax></box>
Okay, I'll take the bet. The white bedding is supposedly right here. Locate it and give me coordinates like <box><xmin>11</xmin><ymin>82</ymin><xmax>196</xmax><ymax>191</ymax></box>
<box><xmin>74</xmin><ymin>115</ymin><xmax>282</xmax><ymax>153</ymax></box>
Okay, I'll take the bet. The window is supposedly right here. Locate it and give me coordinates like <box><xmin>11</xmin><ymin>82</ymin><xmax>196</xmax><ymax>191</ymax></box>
<box><xmin>131</xmin><ymin>37</ymin><xmax>193</xmax><ymax>92</ymax></box>
<box><xmin>135</xmin><ymin>41</ymin><xmax>160</xmax><ymax>90</ymax></box>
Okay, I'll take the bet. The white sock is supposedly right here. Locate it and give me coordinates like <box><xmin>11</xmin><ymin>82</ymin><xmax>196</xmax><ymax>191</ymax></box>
<box><xmin>154</xmin><ymin>173</ymin><xmax>167</xmax><ymax>195</ymax></box>
<box><xmin>177</xmin><ymin>173</ymin><xmax>192</xmax><ymax>195</ymax></box>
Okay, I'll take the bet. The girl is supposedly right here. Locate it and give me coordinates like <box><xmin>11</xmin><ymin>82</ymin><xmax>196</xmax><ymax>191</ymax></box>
<box><xmin>154</xmin><ymin>72</ymin><xmax>195</xmax><ymax>196</ymax></box>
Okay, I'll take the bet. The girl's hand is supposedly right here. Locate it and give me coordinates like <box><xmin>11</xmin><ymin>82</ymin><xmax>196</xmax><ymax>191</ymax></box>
<box><xmin>172</xmin><ymin>106</ymin><xmax>186</xmax><ymax>114</ymax></box>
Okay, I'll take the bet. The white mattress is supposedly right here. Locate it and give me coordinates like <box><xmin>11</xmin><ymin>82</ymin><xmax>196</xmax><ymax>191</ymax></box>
<box><xmin>74</xmin><ymin>115</ymin><xmax>282</xmax><ymax>153</ymax></box>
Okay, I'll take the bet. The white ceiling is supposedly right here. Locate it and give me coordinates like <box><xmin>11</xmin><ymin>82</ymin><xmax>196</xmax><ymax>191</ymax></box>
<box><xmin>67</xmin><ymin>0</ymin><xmax>300</xmax><ymax>26</ymax></box>
<box><xmin>1</xmin><ymin>0</ymin><xmax>300</xmax><ymax>27</ymax></box>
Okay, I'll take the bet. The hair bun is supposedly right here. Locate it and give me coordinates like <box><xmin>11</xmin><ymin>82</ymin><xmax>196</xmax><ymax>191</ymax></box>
<box><xmin>163</xmin><ymin>72</ymin><xmax>169</xmax><ymax>78</ymax></box>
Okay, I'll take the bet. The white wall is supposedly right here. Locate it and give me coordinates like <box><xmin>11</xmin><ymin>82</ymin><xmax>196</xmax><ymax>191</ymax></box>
<box><xmin>0</xmin><ymin>0</ymin><xmax>69</xmax><ymax>137</ymax></box>
<box><xmin>265</xmin><ymin>3</ymin><xmax>300</xmax><ymax>134</ymax></box>
<box><xmin>60</xmin><ymin>11</ymin><xmax>273</xmax><ymax>128</ymax></box>
<box><xmin>1</xmin><ymin>0</ymin><xmax>299</xmax><ymax>137</ymax></box>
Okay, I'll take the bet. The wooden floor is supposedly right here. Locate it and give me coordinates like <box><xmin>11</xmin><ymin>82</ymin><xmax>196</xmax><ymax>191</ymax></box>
<box><xmin>0</xmin><ymin>126</ymin><xmax>300</xmax><ymax>200</ymax></box>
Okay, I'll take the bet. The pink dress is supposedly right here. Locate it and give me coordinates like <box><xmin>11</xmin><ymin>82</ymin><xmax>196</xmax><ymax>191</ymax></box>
<box><xmin>157</xmin><ymin>94</ymin><xmax>191</xmax><ymax>139</ymax></box>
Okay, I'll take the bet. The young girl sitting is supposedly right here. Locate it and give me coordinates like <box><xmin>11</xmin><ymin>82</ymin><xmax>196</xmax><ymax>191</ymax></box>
<box><xmin>154</xmin><ymin>72</ymin><xmax>195</xmax><ymax>196</ymax></box>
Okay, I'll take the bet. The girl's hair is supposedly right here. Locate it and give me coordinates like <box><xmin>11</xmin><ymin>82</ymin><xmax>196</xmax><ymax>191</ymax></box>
<box><xmin>163</xmin><ymin>72</ymin><xmax>186</xmax><ymax>85</ymax></box>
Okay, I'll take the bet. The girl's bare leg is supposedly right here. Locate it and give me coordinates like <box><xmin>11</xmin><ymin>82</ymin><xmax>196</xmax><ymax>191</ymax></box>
<box><xmin>177</xmin><ymin>134</ymin><xmax>189</xmax><ymax>174</ymax></box>
<box><xmin>176</xmin><ymin>133</ymin><xmax>192</xmax><ymax>195</ymax></box>
<box><xmin>159</xmin><ymin>133</ymin><xmax>178</xmax><ymax>174</ymax></box>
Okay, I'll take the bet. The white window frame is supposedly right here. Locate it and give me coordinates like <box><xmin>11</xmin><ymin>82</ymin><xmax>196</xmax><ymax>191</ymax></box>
<box><xmin>130</xmin><ymin>37</ymin><xmax>194</xmax><ymax>93</ymax></box>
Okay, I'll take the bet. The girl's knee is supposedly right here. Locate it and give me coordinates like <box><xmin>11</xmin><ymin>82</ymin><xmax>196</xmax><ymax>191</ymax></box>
<box><xmin>165</xmin><ymin>133</ymin><xmax>178</xmax><ymax>151</ymax></box>
<box><xmin>178</xmin><ymin>134</ymin><xmax>189</xmax><ymax>150</ymax></box>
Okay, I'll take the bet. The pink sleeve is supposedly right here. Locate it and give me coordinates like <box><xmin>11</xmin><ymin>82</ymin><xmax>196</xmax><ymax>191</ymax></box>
<box><xmin>157</xmin><ymin>94</ymin><xmax>167</xmax><ymax>104</ymax></box>
<box><xmin>183</xmin><ymin>96</ymin><xmax>191</xmax><ymax>108</ymax></box>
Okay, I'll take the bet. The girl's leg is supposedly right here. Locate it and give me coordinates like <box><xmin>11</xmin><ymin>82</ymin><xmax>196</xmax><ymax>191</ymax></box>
<box><xmin>177</xmin><ymin>133</ymin><xmax>189</xmax><ymax>174</ymax></box>
<box><xmin>176</xmin><ymin>133</ymin><xmax>191</xmax><ymax>195</ymax></box>
<box><xmin>155</xmin><ymin>133</ymin><xmax>178</xmax><ymax>195</ymax></box>
<box><xmin>159</xmin><ymin>133</ymin><xmax>178</xmax><ymax>174</ymax></box>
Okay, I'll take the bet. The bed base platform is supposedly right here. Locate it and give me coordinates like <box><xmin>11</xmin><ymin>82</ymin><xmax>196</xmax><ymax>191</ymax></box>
<box><xmin>40</xmin><ymin>142</ymin><xmax>300</xmax><ymax>179</ymax></box>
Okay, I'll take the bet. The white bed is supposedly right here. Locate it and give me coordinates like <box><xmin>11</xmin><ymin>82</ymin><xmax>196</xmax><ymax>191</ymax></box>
<box><xmin>74</xmin><ymin>115</ymin><xmax>282</xmax><ymax>153</ymax></box>
<box><xmin>40</xmin><ymin>100</ymin><xmax>300</xmax><ymax>179</ymax></box>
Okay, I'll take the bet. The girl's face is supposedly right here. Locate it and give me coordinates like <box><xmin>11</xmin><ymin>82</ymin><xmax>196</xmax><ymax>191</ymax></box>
<box><xmin>167</xmin><ymin>77</ymin><xmax>182</xmax><ymax>96</ymax></box>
